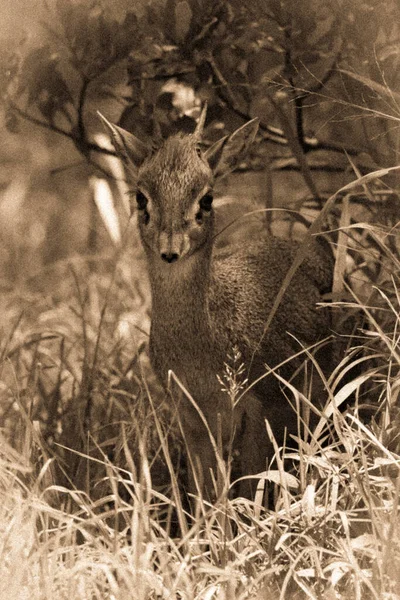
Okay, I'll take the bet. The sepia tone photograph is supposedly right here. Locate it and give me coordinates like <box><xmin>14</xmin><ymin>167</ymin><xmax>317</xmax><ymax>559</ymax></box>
<box><xmin>0</xmin><ymin>0</ymin><xmax>399</xmax><ymax>597</ymax></box>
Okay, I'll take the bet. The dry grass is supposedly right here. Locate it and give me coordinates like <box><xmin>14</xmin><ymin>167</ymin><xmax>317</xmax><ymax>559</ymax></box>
<box><xmin>0</xmin><ymin>139</ymin><xmax>399</xmax><ymax>599</ymax></box>
<box><xmin>0</xmin><ymin>182</ymin><xmax>400</xmax><ymax>599</ymax></box>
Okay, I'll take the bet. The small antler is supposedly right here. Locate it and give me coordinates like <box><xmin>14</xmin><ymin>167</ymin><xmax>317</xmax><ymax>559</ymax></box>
<box><xmin>193</xmin><ymin>102</ymin><xmax>208</xmax><ymax>140</ymax></box>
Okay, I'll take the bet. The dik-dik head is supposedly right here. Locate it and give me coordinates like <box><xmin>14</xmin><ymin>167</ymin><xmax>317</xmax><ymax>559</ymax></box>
<box><xmin>99</xmin><ymin>107</ymin><xmax>259</xmax><ymax>264</ymax></box>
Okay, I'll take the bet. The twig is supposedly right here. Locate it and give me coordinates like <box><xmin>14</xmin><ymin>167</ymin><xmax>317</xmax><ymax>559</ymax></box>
<box><xmin>215</xmin><ymin>89</ymin><xmax>361</xmax><ymax>156</ymax></box>
<box><xmin>207</xmin><ymin>53</ymin><xmax>241</xmax><ymax>110</ymax></box>
<box><xmin>10</xmin><ymin>101</ymin><xmax>74</xmax><ymax>141</ymax></box>
<box><xmin>77</xmin><ymin>76</ymin><xmax>90</xmax><ymax>152</ymax></box>
<box><xmin>9</xmin><ymin>101</ymin><xmax>116</xmax><ymax>157</ymax></box>
<box><xmin>269</xmin><ymin>93</ymin><xmax>321</xmax><ymax>200</ymax></box>
<box><xmin>294</xmin><ymin>94</ymin><xmax>306</xmax><ymax>152</ymax></box>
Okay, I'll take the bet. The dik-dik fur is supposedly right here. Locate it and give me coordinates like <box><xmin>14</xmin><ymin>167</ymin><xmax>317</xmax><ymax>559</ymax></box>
<box><xmin>100</xmin><ymin>108</ymin><xmax>333</xmax><ymax>499</ymax></box>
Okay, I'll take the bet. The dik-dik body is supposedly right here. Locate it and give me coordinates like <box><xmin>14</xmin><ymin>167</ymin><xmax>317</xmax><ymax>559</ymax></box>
<box><xmin>101</xmin><ymin>108</ymin><xmax>332</xmax><ymax>499</ymax></box>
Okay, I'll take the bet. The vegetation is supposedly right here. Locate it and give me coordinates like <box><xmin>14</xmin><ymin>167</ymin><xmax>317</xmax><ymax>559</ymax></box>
<box><xmin>0</xmin><ymin>0</ymin><xmax>400</xmax><ymax>597</ymax></box>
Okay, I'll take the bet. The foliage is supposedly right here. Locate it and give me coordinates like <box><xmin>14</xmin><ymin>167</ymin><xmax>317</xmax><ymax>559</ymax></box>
<box><xmin>2</xmin><ymin>0</ymin><xmax>400</xmax><ymax>168</ymax></box>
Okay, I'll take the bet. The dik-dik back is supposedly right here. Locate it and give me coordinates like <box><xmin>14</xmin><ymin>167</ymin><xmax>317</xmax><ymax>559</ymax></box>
<box><xmin>100</xmin><ymin>108</ymin><xmax>333</xmax><ymax>499</ymax></box>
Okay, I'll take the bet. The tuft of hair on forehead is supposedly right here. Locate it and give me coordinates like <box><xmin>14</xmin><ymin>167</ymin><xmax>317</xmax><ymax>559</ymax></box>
<box><xmin>144</xmin><ymin>134</ymin><xmax>203</xmax><ymax>172</ymax></box>
<box><xmin>138</xmin><ymin>133</ymin><xmax>212</xmax><ymax>205</ymax></box>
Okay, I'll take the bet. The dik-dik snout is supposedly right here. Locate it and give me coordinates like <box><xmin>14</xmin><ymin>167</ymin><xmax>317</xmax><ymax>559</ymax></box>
<box><xmin>161</xmin><ymin>251</ymin><xmax>179</xmax><ymax>264</ymax></box>
<box><xmin>159</xmin><ymin>231</ymin><xmax>184</xmax><ymax>263</ymax></box>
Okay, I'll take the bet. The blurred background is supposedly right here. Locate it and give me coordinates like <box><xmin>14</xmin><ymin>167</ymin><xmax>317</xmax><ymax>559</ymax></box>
<box><xmin>0</xmin><ymin>0</ymin><xmax>399</xmax><ymax>286</ymax></box>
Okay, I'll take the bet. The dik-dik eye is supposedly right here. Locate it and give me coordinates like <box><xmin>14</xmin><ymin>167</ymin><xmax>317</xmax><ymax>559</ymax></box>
<box><xmin>136</xmin><ymin>190</ymin><xmax>148</xmax><ymax>210</ymax></box>
<box><xmin>199</xmin><ymin>193</ymin><xmax>213</xmax><ymax>212</ymax></box>
<box><xmin>136</xmin><ymin>190</ymin><xmax>150</xmax><ymax>225</ymax></box>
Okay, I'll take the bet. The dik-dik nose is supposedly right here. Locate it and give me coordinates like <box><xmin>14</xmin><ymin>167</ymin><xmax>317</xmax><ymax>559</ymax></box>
<box><xmin>161</xmin><ymin>252</ymin><xmax>179</xmax><ymax>263</ymax></box>
<box><xmin>159</xmin><ymin>231</ymin><xmax>183</xmax><ymax>263</ymax></box>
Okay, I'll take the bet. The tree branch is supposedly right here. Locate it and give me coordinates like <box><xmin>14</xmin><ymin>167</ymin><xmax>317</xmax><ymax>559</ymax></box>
<box><xmin>9</xmin><ymin>101</ymin><xmax>116</xmax><ymax>157</ymax></box>
<box><xmin>215</xmin><ymin>89</ymin><xmax>361</xmax><ymax>156</ymax></box>
<box><xmin>293</xmin><ymin>94</ymin><xmax>306</xmax><ymax>152</ymax></box>
<box><xmin>10</xmin><ymin>101</ymin><xmax>74</xmax><ymax>141</ymax></box>
<box><xmin>77</xmin><ymin>77</ymin><xmax>90</xmax><ymax>150</ymax></box>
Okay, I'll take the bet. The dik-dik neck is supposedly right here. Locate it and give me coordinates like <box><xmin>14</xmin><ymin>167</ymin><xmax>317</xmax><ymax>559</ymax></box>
<box><xmin>146</xmin><ymin>243</ymin><xmax>213</xmax><ymax>339</ymax></box>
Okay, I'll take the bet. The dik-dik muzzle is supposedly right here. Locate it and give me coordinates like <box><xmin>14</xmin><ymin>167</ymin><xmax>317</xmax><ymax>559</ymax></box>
<box><xmin>158</xmin><ymin>231</ymin><xmax>186</xmax><ymax>263</ymax></box>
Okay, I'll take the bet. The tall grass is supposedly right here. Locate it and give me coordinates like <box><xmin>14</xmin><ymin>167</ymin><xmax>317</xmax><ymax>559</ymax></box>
<box><xmin>0</xmin><ymin>181</ymin><xmax>399</xmax><ymax>599</ymax></box>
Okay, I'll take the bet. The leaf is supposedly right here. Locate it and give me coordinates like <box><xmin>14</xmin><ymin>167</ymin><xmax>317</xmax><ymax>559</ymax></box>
<box><xmin>54</xmin><ymin>1</ymin><xmax>142</xmax><ymax>79</ymax></box>
<box><xmin>235</xmin><ymin>469</ymin><xmax>298</xmax><ymax>489</ymax></box>
<box><xmin>312</xmin><ymin>371</ymin><xmax>377</xmax><ymax>441</ymax></box>
<box><xmin>17</xmin><ymin>46</ymin><xmax>73</xmax><ymax>122</ymax></box>
<box><xmin>332</xmin><ymin>194</ymin><xmax>350</xmax><ymax>302</ymax></box>
<box><xmin>340</xmin><ymin>68</ymin><xmax>400</xmax><ymax>105</ymax></box>
<box><xmin>0</xmin><ymin>44</ymin><xmax>20</xmax><ymax>97</ymax></box>
<box><xmin>175</xmin><ymin>1</ymin><xmax>192</xmax><ymax>43</ymax></box>
<box><xmin>4</xmin><ymin>109</ymin><xmax>19</xmax><ymax>134</ymax></box>
<box><xmin>116</xmin><ymin>11</ymin><xmax>141</xmax><ymax>59</ymax></box>
<box><xmin>164</xmin><ymin>0</ymin><xmax>177</xmax><ymax>42</ymax></box>
<box><xmin>350</xmin><ymin>533</ymin><xmax>377</xmax><ymax>556</ymax></box>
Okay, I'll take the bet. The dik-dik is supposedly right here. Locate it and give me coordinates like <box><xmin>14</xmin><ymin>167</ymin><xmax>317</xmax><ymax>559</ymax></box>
<box><xmin>100</xmin><ymin>107</ymin><xmax>332</xmax><ymax>499</ymax></box>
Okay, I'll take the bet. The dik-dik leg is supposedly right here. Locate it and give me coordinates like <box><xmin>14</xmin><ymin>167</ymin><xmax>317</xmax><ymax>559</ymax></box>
<box><xmin>182</xmin><ymin>424</ymin><xmax>220</xmax><ymax>500</ymax></box>
<box><xmin>178</xmin><ymin>395</ymin><xmax>234</xmax><ymax>501</ymax></box>
<box><xmin>235</xmin><ymin>393</ymin><xmax>270</xmax><ymax>499</ymax></box>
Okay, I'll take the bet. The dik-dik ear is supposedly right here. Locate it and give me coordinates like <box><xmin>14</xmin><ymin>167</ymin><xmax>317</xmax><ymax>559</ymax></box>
<box><xmin>204</xmin><ymin>118</ymin><xmax>259</xmax><ymax>178</ymax></box>
<box><xmin>98</xmin><ymin>112</ymin><xmax>150</xmax><ymax>173</ymax></box>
